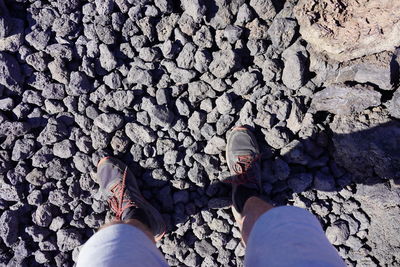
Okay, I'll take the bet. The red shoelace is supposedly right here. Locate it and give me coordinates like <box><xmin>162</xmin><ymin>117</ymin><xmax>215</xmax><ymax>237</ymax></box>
<box><xmin>225</xmin><ymin>154</ymin><xmax>261</xmax><ymax>185</ymax></box>
<box><xmin>108</xmin><ymin>167</ymin><xmax>136</xmax><ymax>221</ymax></box>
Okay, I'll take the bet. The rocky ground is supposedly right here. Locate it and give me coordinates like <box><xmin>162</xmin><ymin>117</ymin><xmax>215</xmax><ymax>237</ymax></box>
<box><xmin>0</xmin><ymin>0</ymin><xmax>399</xmax><ymax>266</ymax></box>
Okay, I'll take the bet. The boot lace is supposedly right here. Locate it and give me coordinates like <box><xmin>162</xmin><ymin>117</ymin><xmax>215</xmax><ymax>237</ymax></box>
<box><xmin>108</xmin><ymin>167</ymin><xmax>136</xmax><ymax>221</ymax></box>
<box><xmin>225</xmin><ymin>154</ymin><xmax>261</xmax><ymax>185</ymax></box>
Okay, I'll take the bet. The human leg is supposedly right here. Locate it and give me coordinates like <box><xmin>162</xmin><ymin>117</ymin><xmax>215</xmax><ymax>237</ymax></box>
<box><xmin>98</xmin><ymin>219</ymin><xmax>154</xmax><ymax>242</ymax></box>
<box><xmin>244</xmin><ymin>206</ymin><xmax>345</xmax><ymax>267</ymax></box>
<box><xmin>240</xmin><ymin>196</ymin><xmax>273</xmax><ymax>244</ymax></box>
<box><xmin>225</xmin><ymin>127</ymin><xmax>344</xmax><ymax>266</ymax></box>
<box><xmin>225</xmin><ymin>126</ymin><xmax>268</xmax><ymax>243</ymax></box>
<box><xmin>76</xmin><ymin>157</ymin><xmax>168</xmax><ymax>266</ymax></box>
<box><xmin>77</xmin><ymin>223</ymin><xmax>168</xmax><ymax>267</ymax></box>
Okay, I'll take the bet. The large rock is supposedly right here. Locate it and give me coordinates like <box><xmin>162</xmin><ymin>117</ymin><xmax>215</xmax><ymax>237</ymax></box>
<box><xmin>282</xmin><ymin>42</ymin><xmax>308</xmax><ymax>90</ymax></box>
<box><xmin>294</xmin><ymin>0</ymin><xmax>400</xmax><ymax>61</ymax></box>
<box><xmin>311</xmin><ymin>85</ymin><xmax>381</xmax><ymax>115</ymax></box>
<box><xmin>326</xmin><ymin>52</ymin><xmax>397</xmax><ymax>90</ymax></box>
<box><xmin>353</xmin><ymin>182</ymin><xmax>400</xmax><ymax>265</ymax></box>
<box><xmin>330</xmin><ymin>108</ymin><xmax>400</xmax><ymax>181</ymax></box>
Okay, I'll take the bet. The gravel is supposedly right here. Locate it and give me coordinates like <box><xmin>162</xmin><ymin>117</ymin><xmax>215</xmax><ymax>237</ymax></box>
<box><xmin>0</xmin><ymin>0</ymin><xmax>399</xmax><ymax>266</ymax></box>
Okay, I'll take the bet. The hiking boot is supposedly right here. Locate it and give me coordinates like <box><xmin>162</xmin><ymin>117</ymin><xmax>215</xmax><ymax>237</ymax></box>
<box><xmin>225</xmin><ymin>126</ymin><xmax>262</xmax><ymax>224</ymax></box>
<box><xmin>97</xmin><ymin>157</ymin><xmax>166</xmax><ymax>241</ymax></box>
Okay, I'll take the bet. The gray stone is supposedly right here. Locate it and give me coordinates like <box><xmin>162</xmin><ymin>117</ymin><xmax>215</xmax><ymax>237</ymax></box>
<box><xmin>353</xmin><ymin>182</ymin><xmax>400</xmax><ymax>263</ymax></box>
<box><xmin>288</xmin><ymin>173</ymin><xmax>313</xmax><ymax>193</ymax></box>
<box><xmin>0</xmin><ymin>210</ymin><xmax>18</xmax><ymax>246</ymax></box>
<box><xmin>67</xmin><ymin>71</ymin><xmax>92</xmax><ymax>96</ymax></box>
<box><xmin>164</xmin><ymin>150</ymin><xmax>179</xmax><ymax>165</ymax></box>
<box><xmin>53</xmin><ymin>140</ymin><xmax>76</xmax><ymax>159</ymax></box>
<box><xmin>261</xmin><ymin>58</ymin><xmax>283</xmax><ymax>82</ymax></box>
<box><xmin>57</xmin><ymin>228</ymin><xmax>83</xmax><ymax>252</ymax></box>
<box><xmin>215</xmin><ymin>93</ymin><xmax>232</xmax><ymax>114</ymax></box>
<box><xmin>188</xmin><ymin>162</ymin><xmax>206</xmax><ymax>186</ymax></box>
<box><xmin>209</xmin><ymin>50</ymin><xmax>239</xmax><ymax>78</ymax></box>
<box><xmin>181</xmin><ymin>0</ymin><xmax>206</xmax><ymax>22</ymax></box>
<box><xmin>200</xmin><ymin>123</ymin><xmax>216</xmax><ymax>140</ymax></box>
<box><xmin>156</xmin><ymin>14</ymin><xmax>179</xmax><ymax>41</ymax></box>
<box><xmin>101</xmin><ymin>90</ymin><xmax>135</xmax><ymax>111</ymax></box>
<box><xmin>194</xmin><ymin>239</ymin><xmax>216</xmax><ymax>258</ymax></box>
<box><xmin>216</xmin><ymin>114</ymin><xmax>234</xmax><ymax>135</ymax></box>
<box><xmin>25</xmin><ymin>29</ymin><xmax>50</xmax><ymax>51</ymax></box>
<box><xmin>94</xmin><ymin>113</ymin><xmax>124</xmax><ymax>133</ymax></box>
<box><xmin>233</xmin><ymin>71</ymin><xmax>259</xmax><ymax>95</ymax></box>
<box><xmin>73</xmin><ymin>152</ymin><xmax>93</xmax><ymax>173</ymax></box>
<box><xmin>282</xmin><ymin>43</ymin><xmax>308</xmax><ymax>90</ymax></box>
<box><xmin>224</xmin><ymin>25</ymin><xmax>243</xmax><ymax>43</ymax></box>
<box><xmin>95</xmin><ymin>0</ymin><xmax>114</xmax><ymax>15</ymax></box>
<box><xmin>143</xmin><ymin>102</ymin><xmax>175</xmax><ymax>129</ymax></box>
<box><xmin>0</xmin><ymin>182</ymin><xmax>19</xmax><ymax>201</ymax></box>
<box><xmin>45</xmin><ymin>158</ymin><xmax>70</xmax><ymax>180</ymax></box>
<box><xmin>31</xmin><ymin>146</ymin><xmax>54</xmax><ymax>168</ymax></box>
<box><xmin>204</xmin><ymin>136</ymin><xmax>226</xmax><ymax>155</ymax></box>
<box><xmin>262</xmin><ymin>127</ymin><xmax>290</xmax><ymax>149</ymax></box>
<box><xmin>48</xmin><ymin>189</ymin><xmax>72</xmax><ymax>206</ymax></box>
<box><xmin>139</xmin><ymin>47</ymin><xmax>162</xmax><ymax>62</ymax></box>
<box><xmin>37</xmin><ymin>118</ymin><xmax>68</xmax><ymax>145</ymax></box>
<box><xmin>25</xmin><ymin>226</ymin><xmax>50</xmax><ymax>243</ymax></box>
<box><xmin>176</xmin><ymin>42</ymin><xmax>197</xmax><ymax>69</ymax></box>
<box><xmin>42</xmin><ymin>83</ymin><xmax>66</xmax><ymax>100</ymax></box>
<box><xmin>127</xmin><ymin>67</ymin><xmax>153</xmax><ymax>86</ymax></box>
<box><xmin>194</xmin><ymin>49</ymin><xmax>211</xmax><ymax>73</ymax></box>
<box><xmin>235</xmin><ymin>3</ymin><xmax>253</xmax><ymax>25</ymax></box>
<box><xmin>249</xmin><ymin>0</ymin><xmax>276</xmax><ymax>21</ymax></box>
<box><xmin>311</xmin><ymin>85</ymin><xmax>381</xmax><ymax>115</ymax></box>
<box><xmin>287</xmin><ymin>98</ymin><xmax>305</xmax><ymax>134</ymax></box>
<box><xmin>11</xmin><ymin>138</ymin><xmax>35</xmax><ymax>161</ymax></box>
<box><xmin>26</xmin><ymin>51</ymin><xmax>47</xmax><ymax>71</ymax></box>
<box><xmin>268</xmin><ymin>18</ymin><xmax>297</xmax><ymax>50</ymax></box>
<box><xmin>333</xmin><ymin>62</ymin><xmax>393</xmax><ymax>91</ymax></box>
<box><xmin>178</xmin><ymin>13</ymin><xmax>199</xmax><ymax>36</ymax></box>
<box><xmin>99</xmin><ymin>44</ymin><xmax>117</xmax><ymax>72</ymax></box>
<box><xmin>326</xmin><ymin>220</ymin><xmax>350</xmax><ymax>245</ymax></box>
<box><xmin>188</xmin><ymin>81</ymin><xmax>215</xmax><ymax>103</ymax></box>
<box><xmin>175</xmin><ymin>98</ymin><xmax>191</xmax><ymax>117</ymax></box>
<box><xmin>125</xmin><ymin>122</ymin><xmax>156</xmax><ymax>146</ymax></box>
<box><xmin>313</xmin><ymin>171</ymin><xmax>336</xmax><ymax>191</ymax></box>
<box><xmin>103</xmin><ymin>72</ymin><xmax>122</xmax><ymax>89</ymax></box>
<box><xmin>247</xmin><ymin>18</ymin><xmax>268</xmax><ymax>40</ymax></box>
<box><xmin>111</xmin><ymin>130</ymin><xmax>130</xmax><ymax>154</ymax></box>
<box><xmin>209</xmin><ymin>218</ymin><xmax>230</xmax><ymax>234</ymax></box>
<box><xmin>0</xmin><ymin>52</ymin><xmax>22</xmax><ymax>92</ymax></box>
<box><xmin>193</xmin><ymin>25</ymin><xmax>213</xmax><ymax>48</ymax></box>
<box><xmin>0</xmin><ymin>97</ymin><xmax>13</xmax><ymax>111</ymax></box>
<box><xmin>26</xmin><ymin>168</ymin><xmax>47</xmax><ymax>186</ymax></box>
<box><xmin>35</xmin><ymin>203</ymin><xmax>54</xmax><ymax>227</ymax></box>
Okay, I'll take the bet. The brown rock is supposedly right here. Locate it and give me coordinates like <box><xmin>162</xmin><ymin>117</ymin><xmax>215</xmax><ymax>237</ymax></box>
<box><xmin>294</xmin><ymin>0</ymin><xmax>400</xmax><ymax>61</ymax></box>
